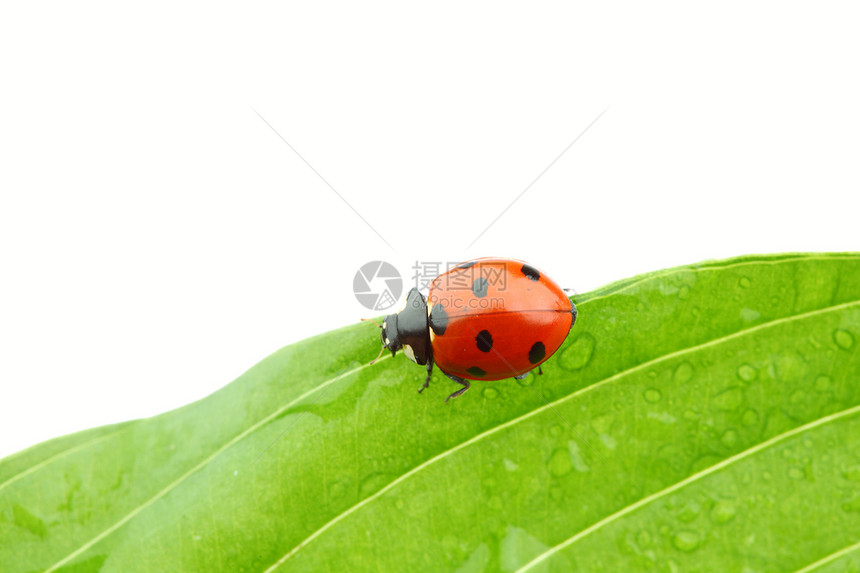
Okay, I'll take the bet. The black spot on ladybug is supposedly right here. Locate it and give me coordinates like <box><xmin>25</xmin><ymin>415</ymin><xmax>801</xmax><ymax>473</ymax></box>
<box><xmin>475</xmin><ymin>330</ymin><xmax>493</xmax><ymax>352</ymax></box>
<box><xmin>472</xmin><ymin>277</ymin><xmax>489</xmax><ymax>298</ymax></box>
<box><xmin>429</xmin><ymin>304</ymin><xmax>449</xmax><ymax>336</ymax></box>
<box><xmin>521</xmin><ymin>264</ymin><xmax>540</xmax><ymax>281</ymax></box>
<box><xmin>467</xmin><ymin>366</ymin><xmax>486</xmax><ymax>377</ymax></box>
<box><xmin>456</xmin><ymin>261</ymin><xmax>476</xmax><ymax>269</ymax></box>
<box><xmin>528</xmin><ymin>341</ymin><xmax>546</xmax><ymax>364</ymax></box>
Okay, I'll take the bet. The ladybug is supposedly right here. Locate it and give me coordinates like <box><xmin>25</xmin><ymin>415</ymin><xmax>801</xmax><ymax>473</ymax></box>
<box><xmin>376</xmin><ymin>257</ymin><xmax>577</xmax><ymax>401</ymax></box>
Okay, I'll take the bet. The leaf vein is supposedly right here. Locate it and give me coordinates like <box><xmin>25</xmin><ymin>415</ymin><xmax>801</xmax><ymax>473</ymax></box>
<box><xmin>262</xmin><ymin>298</ymin><xmax>860</xmax><ymax>571</ymax></box>
<box><xmin>793</xmin><ymin>538</ymin><xmax>860</xmax><ymax>573</ymax></box>
<box><xmin>43</xmin><ymin>358</ymin><xmax>388</xmax><ymax>573</ymax></box>
<box><xmin>516</xmin><ymin>404</ymin><xmax>860</xmax><ymax>572</ymax></box>
<box><xmin>0</xmin><ymin>430</ymin><xmax>122</xmax><ymax>494</ymax></box>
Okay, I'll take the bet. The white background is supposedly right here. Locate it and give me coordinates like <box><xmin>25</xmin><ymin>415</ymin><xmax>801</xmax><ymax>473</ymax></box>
<box><xmin>1</xmin><ymin>2</ymin><xmax>858</xmax><ymax>460</ymax></box>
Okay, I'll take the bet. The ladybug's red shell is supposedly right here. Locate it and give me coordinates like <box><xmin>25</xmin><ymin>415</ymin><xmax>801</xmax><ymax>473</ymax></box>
<box><xmin>427</xmin><ymin>258</ymin><xmax>574</xmax><ymax>381</ymax></box>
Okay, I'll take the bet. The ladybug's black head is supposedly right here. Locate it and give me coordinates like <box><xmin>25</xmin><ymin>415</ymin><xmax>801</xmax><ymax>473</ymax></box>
<box><xmin>380</xmin><ymin>288</ymin><xmax>431</xmax><ymax>366</ymax></box>
<box><xmin>380</xmin><ymin>316</ymin><xmax>402</xmax><ymax>355</ymax></box>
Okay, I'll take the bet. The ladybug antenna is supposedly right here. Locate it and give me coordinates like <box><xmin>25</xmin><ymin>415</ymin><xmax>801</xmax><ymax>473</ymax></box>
<box><xmin>361</xmin><ymin>317</ymin><xmax>383</xmax><ymax>329</ymax></box>
<box><xmin>369</xmin><ymin>343</ymin><xmax>386</xmax><ymax>365</ymax></box>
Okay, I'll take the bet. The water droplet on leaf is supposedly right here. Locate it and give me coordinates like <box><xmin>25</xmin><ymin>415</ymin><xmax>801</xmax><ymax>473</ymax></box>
<box><xmin>742</xmin><ymin>409</ymin><xmax>760</xmax><ymax>426</ymax></box>
<box><xmin>737</xmin><ymin>364</ymin><xmax>757</xmax><ymax>382</ymax></box>
<box><xmin>644</xmin><ymin>388</ymin><xmax>662</xmax><ymax>403</ymax></box>
<box><xmin>788</xmin><ymin>467</ymin><xmax>805</xmax><ymax>480</ymax></box>
<box><xmin>814</xmin><ymin>375</ymin><xmax>833</xmax><ymax>391</ymax></box>
<box><xmin>711</xmin><ymin>501</ymin><xmax>736</xmax><ymax>524</ymax></box>
<box><xmin>672</xmin><ymin>531</ymin><xmax>700</xmax><ymax>552</ymax></box>
<box><xmin>673</xmin><ymin>362</ymin><xmax>694</xmax><ymax>384</ymax></box>
<box><xmin>559</xmin><ymin>333</ymin><xmax>596</xmax><ymax>370</ymax></box>
<box><xmin>721</xmin><ymin>429</ymin><xmax>739</xmax><ymax>448</ymax></box>
<box><xmin>841</xmin><ymin>465</ymin><xmax>860</xmax><ymax>482</ymax></box>
<box><xmin>740</xmin><ymin>308</ymin><xmax>761</xmax><ymax>322</ymax></box>
<box><xmin>713</xmin><ymin>387</ymin><xmax>743</xmax><ymax>411</ymax></box>
<box><xmin>834</xmin><ymin>329</ymin><xmax>855</xmax><ymax>350</ymax></box>
<box><xmin>549</xmin><ymin>448</ymin><xmax>573</xmax><ymax>477</ymax></box>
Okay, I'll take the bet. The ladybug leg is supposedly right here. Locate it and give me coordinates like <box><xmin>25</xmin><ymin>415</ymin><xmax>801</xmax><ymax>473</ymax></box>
<box><xmin>419</xmin><ymin>358</ymin><xmax>433</xmax><ymax>394</ymax></box>
<box><xmin>442</xmin><ymin>371</ymin><xmax>471</xmax><ymax>402</ymax></box>
<box><xmin>514</xmin><ymin>366</ymin><xmax>544</xmax><ymax>381</ymax></box>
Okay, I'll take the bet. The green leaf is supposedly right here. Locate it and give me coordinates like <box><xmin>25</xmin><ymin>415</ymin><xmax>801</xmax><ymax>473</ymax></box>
<box><xmin>3</xmin><ymin>253</ymin><xmax>860</xmax><ymax>572</ymax></box>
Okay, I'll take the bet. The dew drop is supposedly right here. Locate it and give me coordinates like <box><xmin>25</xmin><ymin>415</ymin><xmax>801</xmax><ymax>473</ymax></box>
<box><xmin>676</xmin><ymin>500</ymin><xmax>701</xmax><ymax>523</ymax></box>
<box><xmin>549</xmin><ymin>424</ymin><xmax>563</xmax><ymax>437</ymax></box>
<box><xmin>649</xmin><ymin>411</ymin><xmax>677</xmax><ymax>424</ymax></box>
<box><xmin>739</xmin><ymin>277</ymin><xmax>751</xmax><ymax>288</ymax></box>
<box><xmin>549</xmin><ymin>448</ymin><xmax>573</xmax><ymax>477</ymax></box>
<box><xmin>559</xmin><ymin>333</ymin><xmax>596</xmax><ymax>370</ymax></box>
<box><xmin>841</xmin><ymin>465</ymin><xmax>860</xmax><ymax>482</ymax></box>
<box><xmin>737</xmin><ymin>364</ymin><xmax>757</xmax><ymax>382</ymax></box>
<box><xmin>600</xmin><ymin>434</ymin><xmax>618</xmax><ymax>450</ymax></box>
<box><xmin>504</xmin><ymin>458</ymin><xmax>519</xmax><ymax>472</ymax></box>
<box><xmin>591</xmin><ymin>415</ymin><xmax>611</xmax><ymax>434</ymax></box>
<box><xmin>742</xmin><ymin>409</ymin><xmax>760</xmax><ymax>426</ymax></box>
<box><xmin>740</xmin><ymin>308</ymin><xmax>761</xmax><ymax>322</ymax></box>
<box><xmin>644</xmin><ymin>388</ymin><xmax>663</xmax><ymax>403</ymax></box>
<box><xmin>683</xmin><ymin>409</ymin><xmax>700</xmax><ymax>421</ymax></box>
<box><xmin>788</xmin><ymin>467</ymin><xmax>805</xmax><ymax>480</ymax></box>
<box><xmin>568</xmin><ymin>441</ymin><xmax>590</xmax><ymax>472</ymax></box>
<box><xmin>721</xmin><ymin>429</ymin><xmax>739</xmax><ymax>448</ymax></box>
<box><xmin>814</xmin><ymin>375</ymin><xmax>833</xmax><ymax>391</ymax></box>
<box><xmin>834</xmin><ymin>329</ymin><xmax>855</xmax><ymax>350</ymax></box>
<box><xmin>713</xmin><ymin>387</ymin><xmax>743</xmax><ymax>411</ymax></box>
<box><xmin>711</xmin><ymin>501</ymin><xmax>736</xmax><ymax>524</ymax></box>
<box><xmin>672</xmin><ymin>531</ymin><xmax>700</xmax><ymax>552</ymax></box>
<box><xmin>483</xmin><ymin>387</ymin><xmax>499</xmax><ymax>399</ymax></box>
<box><xmin>673</xmin><ymin>362</ymin><xmax>694</xmax><ymax>384</ymax></box>
<box><xmin>637</xmin><ymin>529</ymin><xmax>653</xmax><ymax>548</ymax></box>
<box><xmin>359</xmin><ymin>473</ymin><xmax>391</xmax><ymax>498</ymax></box>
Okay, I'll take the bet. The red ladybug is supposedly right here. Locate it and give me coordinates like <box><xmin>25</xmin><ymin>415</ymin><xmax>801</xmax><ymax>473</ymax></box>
<box><xmin>377</xmin><ymin>257</ymin><xmax>576</xmax><ymax>401</ymax></box>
